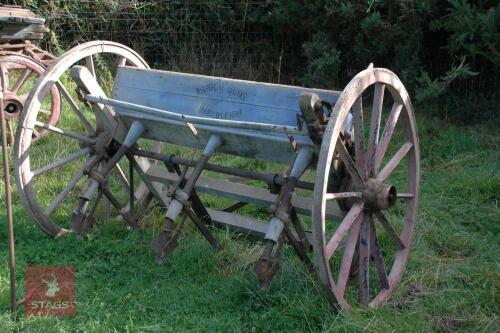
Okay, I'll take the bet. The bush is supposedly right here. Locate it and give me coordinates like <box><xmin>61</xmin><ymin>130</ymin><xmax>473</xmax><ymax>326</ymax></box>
<box><xmin>7</xmin><ymin>0</ymin><xmax>499</xmax><ymax>122</ymax></box>
<box><xmin>279</xmin><ymin>0</ymin><xmax>499</xmax><ymax>122</ymax></box>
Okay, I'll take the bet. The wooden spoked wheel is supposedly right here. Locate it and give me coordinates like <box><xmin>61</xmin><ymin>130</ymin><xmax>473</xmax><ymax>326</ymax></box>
<box><xmin>312</xmin><ymin>67</ymin><xmax>420</xmax><ymax>310</ymax></box>
<box><xmin>0</xmin><ymin>53</ymin><xmax>60</xmax><ymax>145</ymax></box>
<box><xmin>15</xmin><ymin>41</ymin><xmax>157</xmax><ymax>237</ymax></box>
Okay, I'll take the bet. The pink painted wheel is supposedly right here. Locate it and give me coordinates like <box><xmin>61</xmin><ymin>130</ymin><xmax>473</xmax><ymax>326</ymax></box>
<box><xmin>0</xmin><ymin>53</ymin><xmax>60</xmax><ymax>144</ymax></box>
<box><xmin>312</xmin><ymin>67</ymin><xmax>420</xmax><ymax>309</ymax></box>
<box><xmin>15</xmin><ymin>41</ymin><xmax>159</xmax><ymax>238</ymax></box>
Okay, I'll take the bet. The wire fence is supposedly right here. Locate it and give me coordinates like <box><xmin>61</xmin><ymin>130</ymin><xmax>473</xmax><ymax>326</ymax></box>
<box><xmin>7</xmin><ymin>0</ymin><xmax>298</xmax><ymax>83</ymax></box>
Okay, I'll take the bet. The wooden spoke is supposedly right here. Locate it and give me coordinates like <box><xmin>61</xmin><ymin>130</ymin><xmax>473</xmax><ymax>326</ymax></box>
<box><xmin>103</xmin><ymin>197</ymin><xmax>111</xmax><ymax>219</ymax></box>
<box><xmin>34</xmin><ymin>121</ymin><xmax>95</xmax><ymax>144</ymax></box>
<box><xmin>325</xmin><ymin>192</ymin><xmax>362</xmax><ymax>200</ymax></box>
<box><xmin>44</xmin><ymin>158</ymin><xmax>94</xmax><ymax>216</ymax></box>
<box><xmin>374</xmin><ymin>102</ymin><xmax>403</xmax><ymax>172</ymax></box>
<box><xmin>336</xmin><ymin>214</ymin><xmax>362</xmax><ymax>297</ymax></box>
<box><xmin>100</xmin><ymin>160</ymin><xmax>114</xmax><ymax>219</ymax></box>
<box><xmin>16</xmin><ymin>93</ymin><xmax>29</xmax><ymax>106</ymax></box>
<box><xmin>33</xmin><ymin>147</ymin><xmax>92</xmax><ymax>177</ymax></box>
<box><xmin>56</xmin><ymin>81</ymin><xmax>95</xmax><ymax>135</ymax></box>
<box><xmin>113</xmin><ymin>163</ymin><xmax>134</xmax><ymax>196</ymax></box>
<box><xmin>6</xmin><ymin>119</ymin><xmax>15</xmax><ymax>145</ymax></box>
<box><xmin>352</xmin><ymin>96</ymin><xmax>365</xmax><ymax>173</ymax></box>
<box><xmin>377</xmin><ymin>142</ymin><xmax>413</xmax><ymax>182</ymax></box>
<box><xmin>366</xmin><ymin>83</ymin><xmax>385</xmax><ymax>175</ymax></box>
<box><xmin>0</xmin><ymin>63</ymin><xmax>7</xmax><ymax>91</ymax></box>
<box><xmin>397</xmin><ymin>192</ymin><xmax>414</xmax><ymax>199</ymax></box>
<box><xmin>32</xmin><ymin>127</ymin><xmax>43</xmax><ymax>139</ymax></box>
<box><xmin>86</xmin><ymin>55</ymin><xmax>96</xmax><ymax>77</ymax></box>
<box><xmin>117</xmin><ymin>56</ymin><xmax>126</xmax><ymax>66</ymax></box>
<box><xmin>325</xmin><ymin>202</ymin><xmax>364</xmax><ymax>260</ymax></box>
<box><xmin>373</xmin><ymin>211</ymin><xmax>405</xmax><ymax>249</ymax></box>
<box><xmin>335</xmin><ymin>139</ymin><xmax>364</xmax><ymax>185</ymax></box>
<box><xmin>369</xmin><ymin>214</ymin><xmax>389</xmax><ymax>289</ymax></box>
<box><xmin>11</xmin><ymin>68</ymin><xmax>32</xmax><ymax>94</ymax></box>
<box><xmin>358</xmin><ymin>215</ymin><xmax>371</xmax><ymax>305</ymax></box>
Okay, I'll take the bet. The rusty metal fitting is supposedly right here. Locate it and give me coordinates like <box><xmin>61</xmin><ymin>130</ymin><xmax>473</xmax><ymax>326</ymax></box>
<box><xmin>2</xmin><ymin>92</ymin><xmax>23</xmax><ymax>120</ymax></box>
<box><xmin>174</xmin><ymin>189</ymin><xmax>190</xmax><ymax>206</ymax></box>
<box><xmin>86</xmin><ymin>169</ymin><xmax>105</xmax><ymax>185</ymax></box>
<box><xmin>273</xmin><ymin>209</ymin><xmax>291</xmax><ymax>225</ymax></box>
<box><xmin>362</xmin><ymin>178</ymin><xmax>397</xmax><ymax>211</ymax></box>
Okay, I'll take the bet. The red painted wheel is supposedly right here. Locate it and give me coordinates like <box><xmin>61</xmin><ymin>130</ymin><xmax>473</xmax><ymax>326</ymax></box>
<box><xmin>15</xmin><ymin>41</ymin><xmax>158</xmax><ymax>237</ymax></box>
<box><xmin>0</xmin><ymin>53</ymin><xmax>60</xmax><ymax>144</ymax></box>
<box><xmin>312</xmin><ymin>67</ymin><xmax>420</xmax><ymax>309</ymax></box>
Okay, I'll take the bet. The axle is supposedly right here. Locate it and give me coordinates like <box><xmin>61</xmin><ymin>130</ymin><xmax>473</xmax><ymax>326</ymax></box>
<box><xmin>128</xmin><ymin>147</ymin><xmax>316</xmax><ymax>192</ymax></box>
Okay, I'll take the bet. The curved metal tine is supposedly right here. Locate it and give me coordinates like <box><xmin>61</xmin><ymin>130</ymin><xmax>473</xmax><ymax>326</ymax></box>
<box><xmin>336</xmin><ymin>213</ymin><xmax>362</xmax><ymax>297</ymax></box>
<box><xmin>11</xmin><ymin>68</ymin><xmax>32</xmax><ymax>94</ymax></box>
<box><xmin>45</xmin><ymin>155</ymin><xmax>99</xmax><ymax>215</ymax></box>
<box><xmin>358</xmin><ymin>213</ymin><xmax>371</xmax><ymax>305</ymax></box>
<box><xmin>34</xmin><ymin>121</ymin><xmax>95</xmax><ymax>144</ymax></box>
<box><xmin>32</xmin><ymin>147</ymin><xmax>91</xmax><ymax>177</ymax></box>
<box><xmin>352</xmin><ymin>96</ymin><xmax>365</xmax><ymax>173</ymax></box>
<box><xmin>335</xmin><ymin>139</ymin><xmax>364</xmax><ymax>185</ymax></box>
<box><xmin>56</xmin><ymin>81</ymin><xmax>95</xmax><ymax>135</ymax></box>
<box><xmin>325</xmin><ymin>202</ymin><xmax>364</xmax><ymax>260</ymax></box>
<box><xmin>85</xmin><ymin>55</ymin><xmax>96</xmax><ymax>78</ymax></box>
<box><xmin>100</xmin><ymin>160</ymin><xmax>112</xmax><ymax>220</ymax></box>
<box><xmin>373</xmin><ymin>211</ymin><xmax>405</xmax><ymax>249</ymax></box>
<box><xmin>366</xmin><ymin>83</ymin><xmax>385</xmax><ymax>175</ymax></box>
<box><xmin>377</xmin><ymin>142</ymin><xmax>413</xmax><ymax>182</ymax></box>
<box><xmin>374</xmin><ymin>102</ymin><xmax>403</xmax><ymax>173</ymax></box>
<box><xmin>369</xmin><ymin>215</ymin><xmax>390</xmax><ymax>289</ymax></box>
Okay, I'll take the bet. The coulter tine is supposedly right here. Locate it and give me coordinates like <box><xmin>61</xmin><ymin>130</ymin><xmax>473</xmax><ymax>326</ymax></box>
<box><xmin>151</xmin><ymin>217</ymin><xmax>181</xmax><ymax>264</ymax></box>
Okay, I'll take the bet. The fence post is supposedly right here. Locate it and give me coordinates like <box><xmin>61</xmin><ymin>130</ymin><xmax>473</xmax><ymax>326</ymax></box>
<box><xmin>0</xmin><ymin>90</ymin><xmax>17</xmax><ymax>312</ymax></box>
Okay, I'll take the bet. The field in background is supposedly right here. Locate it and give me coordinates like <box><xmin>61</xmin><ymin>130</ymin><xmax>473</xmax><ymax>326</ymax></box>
<box><xmin>0</xmin><ymin>114</ymin><xmax>498</xmax><ymax>332</ymax></box>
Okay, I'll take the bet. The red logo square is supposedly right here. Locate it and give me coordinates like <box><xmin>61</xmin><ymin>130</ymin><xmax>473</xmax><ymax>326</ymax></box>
<box><xmin>25</xmin><ymin>266</ymin><xmax>75</xmax><ymax>316</ymax></box>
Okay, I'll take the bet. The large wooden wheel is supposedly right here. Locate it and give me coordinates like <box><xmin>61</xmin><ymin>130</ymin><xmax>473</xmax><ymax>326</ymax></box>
<box><xmin>312</xmin><ymin>67</ymin><xmax>420</xmax><ymax>309</ymax></box>
<box><xmin>0</xmin><ymin>53</ymin><xmax>60</xmax><ymax>145</ymax></box>
<box><xmin>14</xmin><ymin>41</ymin><xmax>157</xmax><ymax>237</ymax></box>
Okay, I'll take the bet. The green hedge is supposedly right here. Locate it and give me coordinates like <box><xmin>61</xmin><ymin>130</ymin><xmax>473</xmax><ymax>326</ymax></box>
<box><xmin>10</xmin><ymin>0</ymin><xmax>500</xmax><ymax>123</ymax></box>
<box><xmin>267</xmin><ymin>0</ymin><xmax>499</xmax><ymax>122</ymax></box>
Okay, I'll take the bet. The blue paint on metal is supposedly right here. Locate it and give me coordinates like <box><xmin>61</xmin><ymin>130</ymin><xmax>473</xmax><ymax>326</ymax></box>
<box><xmin>290</xmin><ymin>149</ymin><xmax>314</xmax><ymax>178</ymax></box>
<box><xmin>203</xmin><ymin>135</ymin><xmax>223</xmax><ymax>156</ymax></box>
<box><xmin>123</xmin><ymin>120</ymin><xmax>145</xmax><ymax>146</ymax></box>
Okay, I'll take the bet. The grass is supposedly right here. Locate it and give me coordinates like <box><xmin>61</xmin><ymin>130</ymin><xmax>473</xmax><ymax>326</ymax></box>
<box><xmin>0</xmin><ymin>89</ymin><xmax>499</xmax><ymax>333</ymax></box>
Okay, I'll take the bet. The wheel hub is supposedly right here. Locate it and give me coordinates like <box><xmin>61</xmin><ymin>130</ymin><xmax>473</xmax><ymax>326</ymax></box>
<box><xmin>3</xmin><ymin>92</ymin><xmax>23</xmax><ymax>120</ymax></box>
<box><xmin>362</xmin><ymin>178</ymin><xmax>397</xmax><ymax>211</ymax></box>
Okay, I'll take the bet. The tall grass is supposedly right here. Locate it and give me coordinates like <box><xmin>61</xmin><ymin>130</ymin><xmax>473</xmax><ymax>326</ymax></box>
<box><xmin>0</xmin><ymin>112</ymin><xmax>498</xmax><ymax>331</ymax></box>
